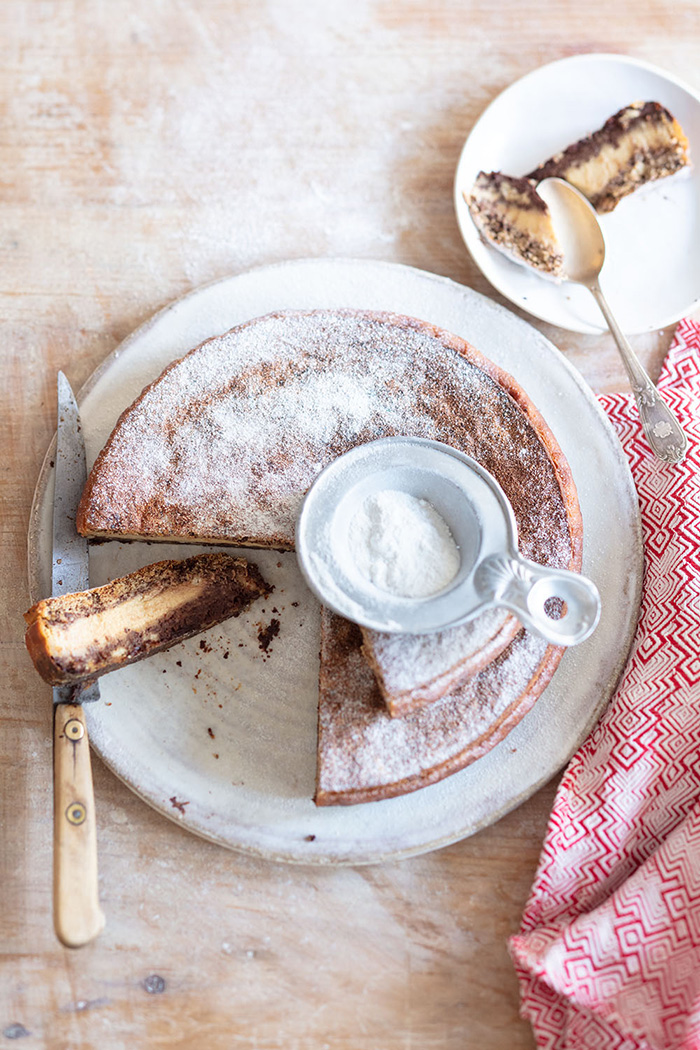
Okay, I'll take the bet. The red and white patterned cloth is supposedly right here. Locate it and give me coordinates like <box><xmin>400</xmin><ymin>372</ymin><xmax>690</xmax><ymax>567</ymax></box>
<box><xmin>510</xmin><ymin>317</ymin><xmax>700</xmax><ymax>1050</ymax></box>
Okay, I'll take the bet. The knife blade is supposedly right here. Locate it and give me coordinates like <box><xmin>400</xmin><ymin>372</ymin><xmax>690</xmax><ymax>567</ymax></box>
<box><xmin>52</xmin><ymin>371</ymin><xmax>104</xmax><ymax>948</ymax></box>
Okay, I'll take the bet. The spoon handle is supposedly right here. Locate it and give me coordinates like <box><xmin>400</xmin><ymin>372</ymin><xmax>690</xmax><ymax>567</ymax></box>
<box><xmin>589</xmin><ymin>283</ymin><xmax>688</xmax><ymax>464</ymax></box>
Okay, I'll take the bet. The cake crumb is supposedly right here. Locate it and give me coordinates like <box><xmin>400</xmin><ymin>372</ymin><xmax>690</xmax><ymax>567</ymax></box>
<box><xmin>257</xmin><ymin>618</ymin><xmax>280</xmax><ymax>653</ymax></box>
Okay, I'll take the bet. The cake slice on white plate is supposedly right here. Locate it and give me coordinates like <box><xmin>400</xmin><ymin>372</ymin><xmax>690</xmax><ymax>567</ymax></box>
<box><xmin>527</xmin><ymin>100</ymin><xmax>690</xmax><ymax>214</ymax></box>
<box><xmin>466</xmin><ymin>171</ymin><xmax>565</xmax><ymax>279</ymax></box>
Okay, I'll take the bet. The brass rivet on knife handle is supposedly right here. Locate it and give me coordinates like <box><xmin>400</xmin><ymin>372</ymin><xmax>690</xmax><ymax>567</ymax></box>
<box><xmin>53</xmin><ymin>703</ymin><xmax>105</xmax><ymax>948</ymax></box>
<box><xmin>64</xmin><ymin>719</ymin><xmax>84</xmax><ymax>741</ymax></box>
<box><xmin>65</xmin><ymin>802</ymin><xmax>87</xmax><ymax>826</ymax></box>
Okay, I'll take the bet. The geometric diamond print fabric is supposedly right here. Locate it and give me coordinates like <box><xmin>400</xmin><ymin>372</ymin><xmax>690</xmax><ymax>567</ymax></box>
<box><xmin>509</xmin><ymin>318</ymin><xmax>700</xmax><ymax>1050</ymax></box>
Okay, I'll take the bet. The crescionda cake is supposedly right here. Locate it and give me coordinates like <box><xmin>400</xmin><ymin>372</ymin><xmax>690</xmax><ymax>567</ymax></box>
<box><xmin>466</xmin><ymin>171</ymin><xmax>565</xmax><ymax>279</ymax></box>
<box><xmin>24</xmin><ymin>553</ymin><xmax>270</xmax><ymax>686</ymax></box>
<box><xmin>77</xmin><ymin>309</ymin><xmax>582</xmax><ymax>720</ymax></box>
<box><xmin>526</xmin><ymin>101</ymin><xmax>690</xmax><ymax>214</ymax></box>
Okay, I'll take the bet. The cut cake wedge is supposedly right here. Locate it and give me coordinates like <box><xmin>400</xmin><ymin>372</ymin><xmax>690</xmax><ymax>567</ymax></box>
<box><xmin>25</xmin><ymin>552</ymin><xmax>270</xmax><ymax>686</ymax></box>
<box><xmin>315</xmin><ymin>610</ymin><xmax>561</xmax><ymax>806</ymax></box>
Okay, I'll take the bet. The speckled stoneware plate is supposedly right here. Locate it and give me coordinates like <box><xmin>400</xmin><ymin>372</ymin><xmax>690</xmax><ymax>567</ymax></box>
<box><xmin>27</xmin><ymin>258</ymin><xmax>643</xmax><ymax>865</ymax></box>
<box><xmin>454</xmin><ymin>54</ymin><xmax>700</xmax><ymax>334</ymax></box>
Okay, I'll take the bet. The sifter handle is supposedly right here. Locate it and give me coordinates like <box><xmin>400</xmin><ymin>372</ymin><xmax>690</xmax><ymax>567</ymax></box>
<box><xmin>475</xmin><ymin>553</ymin><xmax>601</xmax><ymax>647</ymax></box>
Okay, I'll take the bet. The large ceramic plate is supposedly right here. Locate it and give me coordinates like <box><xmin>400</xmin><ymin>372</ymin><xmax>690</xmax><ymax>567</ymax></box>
<box><xmin>454</xmin><ymin>53</ymin><xmax>700</xmax><ymax>334</ymax></box>
<box><xmin>28</xmin><ymin>259</ymin><xmax>643</xmax><ymax>865</ymax></box>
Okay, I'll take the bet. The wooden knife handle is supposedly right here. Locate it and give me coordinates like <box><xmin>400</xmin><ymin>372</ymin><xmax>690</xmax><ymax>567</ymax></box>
<box><xmin>53</xmin><ymin>703</ymin><xmax>105</xmax><ymax>947</ymax></box>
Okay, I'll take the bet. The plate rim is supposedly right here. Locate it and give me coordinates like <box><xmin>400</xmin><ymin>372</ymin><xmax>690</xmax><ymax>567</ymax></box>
<box><xmin>27</xmin><ymin>257</ymin><xmax>644</xmax><ymax>865</ymax></box>
<box><xmin>453</xmin><ymin>52</ymin><xmax>700</xmax><ymax>334</ymax></box>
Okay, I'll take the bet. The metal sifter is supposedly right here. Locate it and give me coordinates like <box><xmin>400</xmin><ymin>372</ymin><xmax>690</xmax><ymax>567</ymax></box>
<box><xmin>295</xmin><ymin>437</ymin><xmax>600</xmax><ymax>646</ymax></box>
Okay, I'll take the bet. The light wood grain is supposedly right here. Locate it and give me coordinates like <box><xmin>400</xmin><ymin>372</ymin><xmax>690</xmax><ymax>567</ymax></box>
<box><xmin>2</xmin><ymin>1</ymin><xmax>700</xmax><ymax>1046</ymax></box>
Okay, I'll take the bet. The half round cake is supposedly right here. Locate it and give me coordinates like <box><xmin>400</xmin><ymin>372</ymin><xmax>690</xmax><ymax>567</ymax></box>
<box><xmin>77</xmin><ymin>309</ymin><xmax>583</xmax><ymax>713</ymax></box>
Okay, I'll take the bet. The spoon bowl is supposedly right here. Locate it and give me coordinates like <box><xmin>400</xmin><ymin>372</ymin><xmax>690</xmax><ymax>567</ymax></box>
<box><xmin>539</xmin><ymin>178</ymin><xmax>606</xmax><ymax>284</ymax></box>
<box><xmin>537</xmin><ymin>177</ymin><xmax>688</xmax><ymax>465</ymax></box>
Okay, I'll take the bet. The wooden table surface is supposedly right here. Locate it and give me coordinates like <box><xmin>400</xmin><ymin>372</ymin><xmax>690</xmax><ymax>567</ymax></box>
<box><xmin>3</xmin><ymin>2</ymin><xmax>699</xmax><ymax>1047</ymax></box>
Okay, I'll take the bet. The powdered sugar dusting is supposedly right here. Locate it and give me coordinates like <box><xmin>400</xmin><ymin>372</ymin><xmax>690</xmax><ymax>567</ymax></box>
<box><xmin>317</xmin><ymin>610</ymin><xmax>553</xmax><ymax>800</ymax></box>
<box><xmin>364</xmin><ymin>608</ymin><xmax>520</xmax><ymax>704</ymax></box>
<box><xmin>81</xmin><ymin>308</ymin><xmax>578</xmax><ymax>706</ymax></box>
<box><xmin>347</xmin><ymin>490</ymin><xmax>460</xmax><ymax>598</ymax></box>
<box><xmin>83</xmin><ymin>308</ymin><xmax>575</xmax><ymax>554</ymax></box>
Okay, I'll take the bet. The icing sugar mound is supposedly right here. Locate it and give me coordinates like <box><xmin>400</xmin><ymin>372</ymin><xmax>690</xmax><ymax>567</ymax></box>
<box><xmin>348</xmin><ymin>490</ymin><xmax>460</xmax><ymax>598</ymax></box>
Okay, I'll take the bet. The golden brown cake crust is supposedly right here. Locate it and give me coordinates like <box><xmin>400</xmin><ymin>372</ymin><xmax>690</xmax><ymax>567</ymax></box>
<box><xmin>24</xmin><ymin>553</ymin><xmax>270</xmax><ymax>685</ymax></box>
<box><xmin>76</xmin><ymin>308</ymin><xmax>582</xmax><ymax>712</ymax></box>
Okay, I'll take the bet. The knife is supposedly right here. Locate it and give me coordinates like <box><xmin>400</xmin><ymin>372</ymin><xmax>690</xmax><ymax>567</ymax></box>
<box><xmin>52</xmin><ymin>372</ymin><xmax>105</xmax><ymax>948</ymax></box>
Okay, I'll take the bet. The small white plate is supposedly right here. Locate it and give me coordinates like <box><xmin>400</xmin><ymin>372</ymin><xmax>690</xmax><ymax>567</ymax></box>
<box><xmin>28</xmin><ymin>259</ymin><xmax>642</xmax><ymax>865</ymax></box>
<box><xmin>454</xmin><ymin>54</ymin><xmax>700</xmax><ymax>334</ymax></box>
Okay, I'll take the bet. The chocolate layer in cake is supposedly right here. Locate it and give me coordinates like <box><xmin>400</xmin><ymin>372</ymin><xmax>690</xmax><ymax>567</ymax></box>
<box><xmin>527</xmin><ymin>101</ymin><xmax>690</xmax><ymax>213</ymax></box>
<box><xmin>466</xmin><ymin>172</ymin><xmax>565</xmax><ymax>279</ymax></box>
<box><xmin>24</xmin><ymin>552</ymin><xmax>270</xmax><ymax>685</ymax></box>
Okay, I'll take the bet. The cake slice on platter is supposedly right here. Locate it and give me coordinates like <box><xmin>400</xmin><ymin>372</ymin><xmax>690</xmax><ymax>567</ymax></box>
<box><xmin>25</xmin><ymin>553</ymin><xmax>270</xmax><ymax>686</ymax></box>
<box><xmin>360</xmin><ymin>611</ymin><xmax>521</xmax><ymax>718</ymax></box>
<box><xmin>315</xmin><ymin>610</ymin><xmax>560</xmax><ymax>806</ymax></box>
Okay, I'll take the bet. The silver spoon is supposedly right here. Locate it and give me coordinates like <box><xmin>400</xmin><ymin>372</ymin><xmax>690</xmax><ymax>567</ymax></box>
<box><xmin>537</xmin><ymin>177</ymin><xmax>688</xmax><ymax>465</ymax></box>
